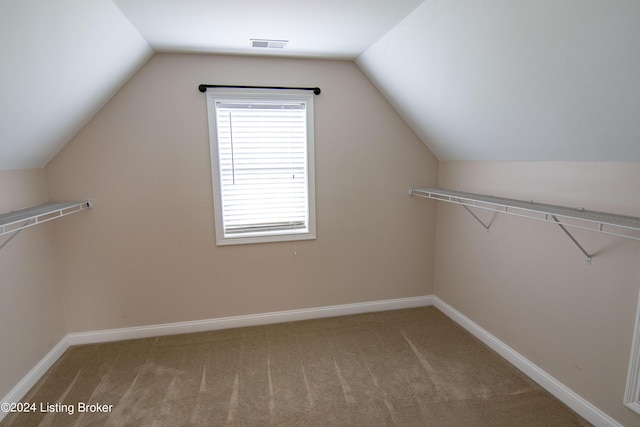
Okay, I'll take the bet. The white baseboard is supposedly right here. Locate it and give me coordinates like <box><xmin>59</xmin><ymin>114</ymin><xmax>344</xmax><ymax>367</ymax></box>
<box><xmin>433</xmin><ymin>296</ymin><xmax>622</xmax><ymax>427</ymax></box>
<box><xmin>5</xmin><ymin>295</ymin><xmax>617</xmax><ymax>426</ymax></box>
<box><xmin>67</xmin><ymin>295</ymin><xmax>434</xmax><ymax>346</ymax></box>
<box><xmin>1</xmin><ymin>295</ymin><xmax>433</xmax><ymax>422</ymax></box>
<box><xmin>0</xmin><ymin>335</ymin><xmax>70</xmax><ymax>422</ymax></box>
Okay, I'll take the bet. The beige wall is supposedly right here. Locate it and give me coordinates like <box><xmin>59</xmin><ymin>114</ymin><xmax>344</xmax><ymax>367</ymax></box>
<box><xmin>5</xmin><ymin>53</ymin><xmax>637</xmax><ymax>425</ymax></box>
<box><xmin>0</xmin><ymin>169</ymin><xmax>67</xmax><ymax>398</ymax></box>
<box><xmin>46</xmin><ymin>53</ymin><xmax>438</xmax><ymax>333</ymax></box>
<box><xmin>434</xmin><ymin>161</ymin><xmax>640</xmax><ymax>425</ymax></box>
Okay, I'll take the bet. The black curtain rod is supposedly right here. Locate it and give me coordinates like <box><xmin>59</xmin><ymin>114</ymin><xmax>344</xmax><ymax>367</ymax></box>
<box><xmin>198</xmin><ymin>84</ymin><xmax>321</xmax><ymax>95</ymax></box>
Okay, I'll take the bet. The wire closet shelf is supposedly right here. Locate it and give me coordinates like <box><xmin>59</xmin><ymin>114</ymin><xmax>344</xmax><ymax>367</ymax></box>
<box><xmin>0</xmin><ymin>201</ymin><xmax>92</xmax><ymax>237</ymax></box>
<box><xmin>409</xmin><ymin>188</ymin><xmax>640</xmax><ymax>264</ymax></box>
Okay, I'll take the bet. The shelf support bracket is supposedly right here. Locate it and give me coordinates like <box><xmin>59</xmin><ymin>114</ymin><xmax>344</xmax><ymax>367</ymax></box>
<box><xmin>461</xmin><ymin>204</ymin><xmax>491</xmax><ymax>231</ymax></box>
<box><xmin>0</xmin><ymin>229</ymin><xmax>23</xmax><ymax>251</ymax></box>
<box><xmin>551</xmin><ymin>215</ymin><xmax>592</xmax><ymax>264</ymax></box>
<box><xmin>0</xmin><ymin>219</ymin><xmax>32</xmax><ymax>251</ymax></box>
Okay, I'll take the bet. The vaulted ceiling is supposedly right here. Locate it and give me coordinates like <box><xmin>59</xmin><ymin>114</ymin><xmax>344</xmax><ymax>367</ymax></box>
<box><xmin>358</xmin><ymin>0</ymin><xmax>640</xmax><ymax>162</ymax></box>
<box><xmin>2</xmin><ymin>0</ymin><xmax>639</xmax><ymax>170</ymax></box>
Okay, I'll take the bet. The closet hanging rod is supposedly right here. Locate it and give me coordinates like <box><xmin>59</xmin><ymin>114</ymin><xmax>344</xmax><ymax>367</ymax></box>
<box><xmin>198</xmin><ymin>84</ymin><xmax>321</xmax><ymax>95</ymax></box>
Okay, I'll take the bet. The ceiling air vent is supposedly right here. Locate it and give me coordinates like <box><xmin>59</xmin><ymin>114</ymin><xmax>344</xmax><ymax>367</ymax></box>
<box><xmin>250</xmin><ymin>39</ymin><xmax>288</xmax><ymax>49</ymax></box>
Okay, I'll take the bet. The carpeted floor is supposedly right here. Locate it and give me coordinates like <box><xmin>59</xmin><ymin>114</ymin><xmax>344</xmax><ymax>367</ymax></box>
<box><xmin>1</xmin><ymin>307</ymin><xmax>590</xmax><ymax>426</ymax></box>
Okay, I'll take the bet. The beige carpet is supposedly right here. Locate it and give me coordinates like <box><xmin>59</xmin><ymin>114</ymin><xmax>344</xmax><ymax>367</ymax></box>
<box><xmin>1</xmin><ymin>307</ymin><xmax>590</xmax><ymax>426</ymax></box>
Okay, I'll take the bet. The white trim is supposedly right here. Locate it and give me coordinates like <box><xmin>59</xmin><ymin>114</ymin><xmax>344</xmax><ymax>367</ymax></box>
<box><xmin>67</xmin><ymin>295</ymin><xmax>433</xmax><ymax>346</ymax></box>
<box><xmin>0</xmin><ymin>295</ymin><xmax>432</xmax><ymax>422</ymax></box>
<box><xmin>0</xmin><ymin>336</ymin><xmax>70</xmax><ymax>422</ymax></box>
<box><xmin>624</xmin><ymin>289</ymin><xmax>640</xmax><ymax>414</ymax></box>
<box><xmin>433</xmin><ymin>296</ymin><xmax>622</xmax><ymax>427</ymax></box>
<box><xmin>2</xmin><ymin>295</ymin><xmax>621</xmax><ymax>426</ymax></box>
<box><xmin>206</xmin><ymin>88</ymin><xmax>317</xmax><ymax>246</ymax></box>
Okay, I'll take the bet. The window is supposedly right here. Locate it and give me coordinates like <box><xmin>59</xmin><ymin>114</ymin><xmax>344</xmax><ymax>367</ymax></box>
<box><xmin>206</xmin><ymin>89</ymin><xmax>316</xmax><ymax>245</ymax></box>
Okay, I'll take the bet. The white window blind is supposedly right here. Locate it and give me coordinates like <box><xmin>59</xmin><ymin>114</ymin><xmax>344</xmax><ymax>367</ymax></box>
<box><xmin>207</xmin><ymin>90</ymin><xmax>316</xmax><ymax>245</ymax></box>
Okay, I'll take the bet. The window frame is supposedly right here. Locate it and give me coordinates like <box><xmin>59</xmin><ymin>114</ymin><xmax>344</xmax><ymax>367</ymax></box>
<box><xmin>625</xmin><ymin>290</ymin><xmax>640</xmax><ymax>414</ymax></box>
<box><xmin>206</xmin><ymin>88</ymin><xmax>316</xmax><ymax>246</ymax></box>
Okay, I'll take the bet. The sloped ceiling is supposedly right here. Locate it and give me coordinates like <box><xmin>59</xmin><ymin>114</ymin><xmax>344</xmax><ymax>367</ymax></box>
<box><xmin>357</xmin><ymin>0</ymin><xmax>640</xmax><ymax>161</ymax></box>
<box><xmin>2</xmin><ymin>0</ymin><xmax>639</xmax><ymax>170</ymax></box>
<box><xmin>0</xmin><ymin>0</ymin><xmax>423</xmax><ymax>170</ymax></box>
<box><xmin>0</xmin><ymin>0</ymin><xmax>152</xmax><ymax>170</ymax></box>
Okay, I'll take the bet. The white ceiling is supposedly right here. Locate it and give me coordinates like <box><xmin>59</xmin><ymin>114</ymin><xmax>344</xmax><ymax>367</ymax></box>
<box><xmin>358</xmin><ymin>0</ymin><xmax>640</xmax><ymax>161</ymax></box>
<box><xmin>0</xmin><ymin>0</ymin><xmax>152</xmax><ymax>170</ymax></box>
<box><xmin>2</xmin><ymin>0</ymin><xmax>640</xmax><ymax>170</ymax></box>
<box><xmin>112</xmin><ymin>0</ymin><xmax>425</xmax><ymax>58</ymax></box>
<box><xmin>0</xmin><ymin>0</ymin><xmax>423</xmax><ymax>170</ymax></box>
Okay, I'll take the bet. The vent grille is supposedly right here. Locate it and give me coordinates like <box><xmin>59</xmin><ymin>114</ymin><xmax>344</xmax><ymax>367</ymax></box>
<box><xmin>250</xmin><ymin>39</ymin><xmax>288</xmax><ymax>49</ymax></box>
